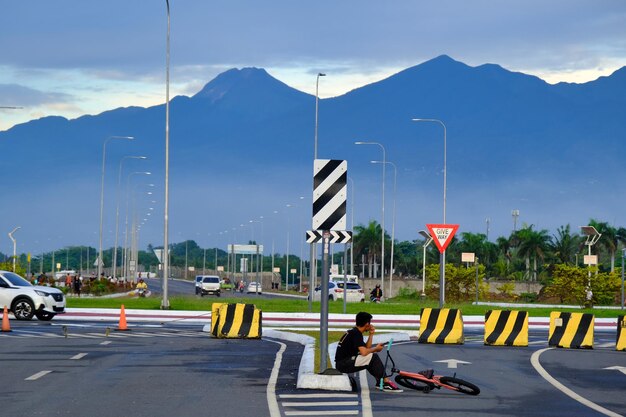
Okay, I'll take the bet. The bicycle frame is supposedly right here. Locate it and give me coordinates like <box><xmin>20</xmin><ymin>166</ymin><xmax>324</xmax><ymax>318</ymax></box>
<box><xmin>381</xmin><ymin>339</ymin><xmax>480</xmax><ymax>395</ymax></box>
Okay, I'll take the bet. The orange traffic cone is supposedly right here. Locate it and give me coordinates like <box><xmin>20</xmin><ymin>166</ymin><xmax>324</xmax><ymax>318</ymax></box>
<box><xmin>2</xmin><ymin>306</ymin><xmax>11</xmax><ymax>332</ymax></box>
<box><xmin>115</xmin><ymin>304</ymin><xmax>130</xmax><ymax>331</ymax></box>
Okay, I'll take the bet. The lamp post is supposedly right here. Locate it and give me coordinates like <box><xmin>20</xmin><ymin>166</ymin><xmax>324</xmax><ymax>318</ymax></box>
<box><xmin>354</xmin><ymin>141</ymin><xmax>386</xmax><ymax>290</ymax></box>
<box><xmin>371</xmin><ymin>160</ymin><xmax>396</xmax><ymax>298</ymax></box>
<box><xmin>122</xmin><ymin>174</ymin><xmax>152</xmax><ymax>279</ymax></box>
<box><xmin>412</xmin><ymin>118</ymin><xmax>447</xmax><ymax>306</ymax></box>
<box><xmin>314</xmin><ymin>72</ymin><xmax>326</xmax><ymax>160</ymax></box>
<box><xmin>419</xmin><ymin>230</ymin><xmax>433</xmax><ymax>297</ymax></box>
<box><xmin>114</xmin><ymin>156</ymin><xmax>147</xmax><ymax>279</ymax></box>
<box><xmin>162</xmin><ymin>0</ymin><xmax>171</xmax><ymax>310</ymax></box>
<box><xmin>8</xmin><ymin>226</ymin><xmax>21</xmax><ymax>272</ymax></box>
<box><xmin>580</xmin><ymin>225</ymin><xmax>601</xmax><ymax>306</ymax></box>
<box><xmin>621</xmin><ymin>248</ymin><xmax>626</xmax><ymax>310</ymax></box>
<box><xmin>98</xmin><ymin>135</ymin><xmax>134</xmax><ymax>278</ymax></box>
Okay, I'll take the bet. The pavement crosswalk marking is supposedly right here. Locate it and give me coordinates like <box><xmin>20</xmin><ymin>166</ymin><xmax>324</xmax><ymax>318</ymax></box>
<box><xmin>279</xmin><ymin>393</ymin><xmax>360</xmax><ymax>416</ymax></box>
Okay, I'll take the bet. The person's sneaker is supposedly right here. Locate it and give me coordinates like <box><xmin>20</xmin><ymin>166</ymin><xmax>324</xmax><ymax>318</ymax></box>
<box><xmin>379</xmin><ymin>380</ymin><xmax>403</xmax><ymax>393</ymax></box>
<box><xmin>418</xmin><ymin>369</ymin><xmax>434</xmax><ymax>379</ymax></box>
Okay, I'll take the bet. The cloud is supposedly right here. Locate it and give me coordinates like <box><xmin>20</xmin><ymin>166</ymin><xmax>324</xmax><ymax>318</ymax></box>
<box><xmin>0</xmin><ymin>83</ymin><xmax>74</xmax><ymax>107</ymax></box>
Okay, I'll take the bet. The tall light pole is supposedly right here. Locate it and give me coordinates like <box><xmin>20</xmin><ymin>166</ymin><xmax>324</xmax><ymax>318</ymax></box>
<box><xmin>114</xmin><ymin>155</ymin><xmax>147</xmax><ymax>279</ymax></box>
<box><xmin>162</xmin><ymin>0</ymin><xmax>171</xmax><ymax>310</ymax></box>
<box><xmin>122</xmin><ymin>173</ymin><xmax>152</xmax><ymax>279</ymax></box>
<box><xmin>98</xmin><ymin>135</ymin><xmax>134</xmax><ymax>278</ymax></box>
<box><xmin>580</xmin><ymin>225</ymin><xmax>601</xmax><ymax>306</ymax></box>
<box><xmin>355</xmin><ymin>141</ymin><xmax>386</xmax><ymax>290</ymax></box>
<box><xmin>412</xmin><ymin>118</ymin><xmax>447</xmax><ymax>306</ymax></box>
<box><xmin>419</xmin><ymin>230</ymin><xmax>433</xmax><ymax>297</ymax></box>
<box><xmin>372</xmin><ymin>160</ymin><xmax>396</xmax><ymax>298</ymax></box>
<box><xmin>8</xmin><ymin>226</ymin><xmax>21</xmax><ymax>272</ymax></box>
<box><xmin>620</xmin><ymin>248</ymin><xmax>626</xmax><ymax>310</ymax></box>
<box><xmin>314</xmin><ymin>72</ymin><xmax>326</xmax><ymax>160</ymax></box>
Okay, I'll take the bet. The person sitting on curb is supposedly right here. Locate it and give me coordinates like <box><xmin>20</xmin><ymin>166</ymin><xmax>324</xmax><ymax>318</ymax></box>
<box><xmin>335</xmin><ymin>312</ymin><xmax>433</xmax><ymax>392</ymax></box>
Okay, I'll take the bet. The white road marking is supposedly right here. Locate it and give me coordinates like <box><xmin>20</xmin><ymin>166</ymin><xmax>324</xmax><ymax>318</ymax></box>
<box><xmin>284</xmin><ymin>411</ymin><xmax>358</xmax><ymax>416</ymax></box>
<box><xmin>531</xmin><ymin>348</ymin><xmax>624</xmax><ymax>417</ymax></box>
<box><xmin>434</xmin><ymin>359</ymin><xmax>472</xmax><ymax>369</ymax></box>
<box><xmin>70</xmin><ymin>353</ymin><xmax>88</xmax><ymax>360</ymax></box>
<box><xmin>100</xmin><ymin>341</ymin><xmax>112</xmax><ymax>345</ymax></box>
<box><xmin>264</xmin><ymin>338</ymin><xmax>286</xmax><ymax>417</ymax></box>
<box><xmin>604</xmin><ymin>366</ymin><xmax>626</xmax><ymax>376</ymax></box>
<box><xmin>279</xmin><ymin>394</ymin><xmax>358</xmax><ymax>399</ymax></box>
<box><xmin>282</xmin><ymin>401</ymin><xmax>359</xmax><ymax>407</ymax></box>
<box><xmin>25</xmin><ymin>370</ymin><xmax>52</xmax><ymax>381</ymax></box>
<box><xmin>359</xmin><ymin>370</ymin><xmax>373</xmax><ymax>417</ymax></box>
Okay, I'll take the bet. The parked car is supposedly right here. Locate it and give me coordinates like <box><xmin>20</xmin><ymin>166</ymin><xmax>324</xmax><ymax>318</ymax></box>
<box><xmin>311</xmin><ymin>281</ymin><xmax>365</xmax><ymax>302</ymax></box>
<box><xmin>0</xmin><ymin>270</ymin><xmax>66</xmax><ymax>321</ymax></box>
<box><xmin>247</xmin><ymin>281</ymin><xmax>262</xmax><ymax>294</ymax></box>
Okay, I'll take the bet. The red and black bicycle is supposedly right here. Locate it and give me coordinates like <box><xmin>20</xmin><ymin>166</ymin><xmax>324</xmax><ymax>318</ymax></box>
<box><xmin>381</xmin><ymin>339</ymin><xmax>480</xmax><ymax>396</ymax></box>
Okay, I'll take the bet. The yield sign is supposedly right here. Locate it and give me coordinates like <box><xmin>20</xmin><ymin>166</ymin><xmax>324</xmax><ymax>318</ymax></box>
<box><xmin>426</xmin><ymin>224</ymin><xmax>459</xmax><ymax>253</ymax></box>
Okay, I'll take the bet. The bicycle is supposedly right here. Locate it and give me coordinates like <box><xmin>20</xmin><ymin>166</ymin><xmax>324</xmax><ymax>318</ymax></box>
<box><xmin>380</xmin><ymin>339</ymin><xmax>480</xmax><ymax>396</ymax></box>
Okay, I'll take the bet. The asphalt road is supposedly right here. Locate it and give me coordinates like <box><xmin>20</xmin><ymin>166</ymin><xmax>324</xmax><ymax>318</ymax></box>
<box><xmin>2</xmin><ymin>320</ymin><xmax>625</xmax><ymax>417</ymax></box>
<box><xmin>145</xmin><ymin>277</ymin><xmax>301</xmax><ymax>300</ymax></box>
<box><xmin>0</xmin><ymin>320</ymin><xmax>303</xmax><ymax>417</ymax></box>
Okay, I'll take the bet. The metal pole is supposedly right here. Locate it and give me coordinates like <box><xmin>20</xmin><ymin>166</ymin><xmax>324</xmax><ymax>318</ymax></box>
<box><xmin>475</xmin><ymin>257</ymin><xmax>479</xmax><ymax>304</ymax></box>
<box><xmin>8</xmin><ymin>227</ymin><xmax>20</xmax><ymax>272</ymax></box>
<box><xmin>412</xmin><ymin>118</ymin><xmax>447</xmax><ymax>307</ymax></box>
<box><xmin>162</xmin><ymin>0</ymin><xmax>171</xmax><ymax>309</ymax></box>
<box><xmin>320</xmin><ymin>231</ymin><xmax>330</xmax><ymax>371</ymax></box>
<box><xmin>308</xmin><ymin>243</ymin><xmax>314</xmax><ymax>312</ymax></box>
<box><xmin>349</xmin><ymin>176</ymin><xmax>354</xmax><ymax>276</ymax></box>
<box><xmin>114</xmin><ymin>155</ymin><xmax>146</xmax><ymax>279</ymax></box>
<box><xmin>422</xmin><ymin>244</ymin><xmax>427</xmax><ymax>296</ymax></box>
<box><xmin>343</xmin><ymin>243</ymin><xmax>347</xmax><ymax>314</ymax></box>
<box><xmin>621</xmin><ymin>248</ymin><xmax>626</xmax><ymax>310</ymax></box>
<box><xmin>354</xmin><ymin>141</ymin><xmax>386</xmax><ymax>291</ymax></box>
<box><xmin>372</xmin><ymin>160</ymin><xmax>396</xmax><ymax>298</ymax></box>
<box><xmin>314</xmin><ymin>73</ymin><xmax>326</xmax><ymax>160</ymax></box>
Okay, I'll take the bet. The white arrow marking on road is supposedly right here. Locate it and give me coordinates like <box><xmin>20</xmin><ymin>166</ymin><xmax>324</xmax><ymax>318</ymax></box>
<box><xmin>604</xmin><ymin>366</ymin><xmax>626</xmax><ymax>376</ymax></box>
<box><xmin>434</xmin><ymin>359</ymin><xmax>472</xmax><ymax>369</ymax></box>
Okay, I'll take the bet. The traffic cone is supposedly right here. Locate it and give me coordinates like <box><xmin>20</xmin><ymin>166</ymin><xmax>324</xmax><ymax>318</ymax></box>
<box><xmin>115</xmin><ymin>304</ymin><xmax>130</xmax><ymax>331</ymax></box>
<box><xmin>2</xmin><ymin>306</ymin><xmax>11</xmax><ymax>332</ymax></box>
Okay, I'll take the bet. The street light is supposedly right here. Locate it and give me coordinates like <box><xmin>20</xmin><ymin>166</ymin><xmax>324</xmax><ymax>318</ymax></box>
<box><xmin>122</xmin><ymin>173</ymin><xmax>152</xmax><ymax>279</ymax></box>
<box><xmin>98</xmin><ymin>135</ymin><xmax>134</xmax><ymax>278</ymax></box>
<box><xmin>314</xmin><ymin>73</ymin><xmax>326</xmax><ymax>160</ymax></box>
<box><xmin>371</xmin><ymin>160</ymin><xmax>397</xmax><ymax>298</ymax></box>
<box><xmin>412</xmin><ymin>118</ymin><xmax>447</xmax><ymax>306</ymax></box>
<box><xmin>621</xmin><ymin>248</ymin><xmax>626</xmax><ymax>310</ymax></box>
<box><xmin>8</xmin><ymin>226</ymin><xmax>21</xmax><ymax>272</ymax></box>
<box><xmin>162</xmin><ymin>0</ymin><xmax>171</xmax><ymax>310</ymax></box>
<box><xmin>354</xmin><ymin>141</ymin><xmax>386</xmax><ymax>291</ymax></box>
<box><xmin>114</xmin><ymin>155</ymin><xmax>147</xmax><ymax>279</ymax></box>
<box><xmin>419</xmin><ymin>230</ymin><xmax>433</xmax><ymax>297</ymax></box>
<box><xmin>580</xmin><ymin>225</ymin><xmax>601</xmax><ymax>304</ymax></box>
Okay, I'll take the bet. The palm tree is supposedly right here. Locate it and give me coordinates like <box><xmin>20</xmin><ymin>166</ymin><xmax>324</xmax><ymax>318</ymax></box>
<box><xmin>514</xmin><ymin>225</ymin><xmax>552</xmax><ymax>281</ymax></box>
<box><xmin>550</xmin><ymin>225</ymin><xmax>581</xmax><ymax>265</ymax></box>
<box><xmin>353</xmin><ymin>221</ymin><xmax>382</xmax><ymax>278</ymax></box>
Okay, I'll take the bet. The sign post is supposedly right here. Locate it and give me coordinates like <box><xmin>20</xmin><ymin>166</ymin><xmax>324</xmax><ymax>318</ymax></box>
<box><xmin>426</xmin><ymin>224</ymin><xmax>459</xmax><ymax>307</ymax></box>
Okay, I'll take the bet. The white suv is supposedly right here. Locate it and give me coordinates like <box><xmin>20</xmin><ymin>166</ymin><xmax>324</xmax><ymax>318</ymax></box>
<box><xmin>0</xmin><ymin>270</ymin><xmax>66</xmax><ymax>321</ymax></box>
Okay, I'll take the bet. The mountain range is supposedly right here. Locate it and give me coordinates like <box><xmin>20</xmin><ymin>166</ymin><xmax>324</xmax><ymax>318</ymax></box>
<box><xmin>1</xmin><ymin>55</ymin><xmax>625</xmax><ymax>255</ymax></box>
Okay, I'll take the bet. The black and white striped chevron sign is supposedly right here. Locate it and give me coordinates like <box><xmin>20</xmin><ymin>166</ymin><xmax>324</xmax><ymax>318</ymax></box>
<box><xmin>306</xmin><ymin>230</ymin><xmax>352</xmax><ymax>244</ymax></box>
<box><xmin>312</xmin><ymin>159</ymin><xmax>347</xmax><ymax>231</ymax></box>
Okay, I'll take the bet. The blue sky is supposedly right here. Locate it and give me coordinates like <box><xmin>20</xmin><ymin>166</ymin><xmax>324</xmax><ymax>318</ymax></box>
<box><xmin>1</xmin><ymin>1</ymin><xmax>625</xmax><ymax>131</ymax></box>
<box><xmin>1</xmin><ymin>1</ymin><xmax>626</xmax><ymax>259</ymax></box>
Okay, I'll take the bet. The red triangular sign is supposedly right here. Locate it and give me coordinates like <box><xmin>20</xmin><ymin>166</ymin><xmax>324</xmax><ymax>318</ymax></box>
<box><xmin>426</xmin><ymin>224</ymin><xmax>459</xmax><ymax>253</ymax></box>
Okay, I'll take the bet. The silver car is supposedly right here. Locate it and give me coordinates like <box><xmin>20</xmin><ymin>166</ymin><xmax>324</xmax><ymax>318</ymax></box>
<box><xmin>0</xmin><ymin>270</ymin><xmax>66</xmax><ymax>320</ymax></box>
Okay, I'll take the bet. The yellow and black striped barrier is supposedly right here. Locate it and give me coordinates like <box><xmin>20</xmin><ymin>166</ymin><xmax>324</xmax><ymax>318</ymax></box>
<box><xmin>484</xmin><ymin>310</ymin><xmax>528</xmax><ymax>347</ymax></box>
<box><xmin>211</xmin><ymin>303</ymin><xmax>262</xmax><ymax>339</ymax></box>
<box><xmin>617</xmin><ymin>315</ymin><xmax>626</xmax><ymax>351</ymax></box>
<box><xmin>418</xmin><ymin>308</ymin><xmax>464</xmax><ymax>344</ymax></box>
<box><xmin>548</xmin><ymin>311</ymin><xmax>594</xmax><ymax>349</ymax></box>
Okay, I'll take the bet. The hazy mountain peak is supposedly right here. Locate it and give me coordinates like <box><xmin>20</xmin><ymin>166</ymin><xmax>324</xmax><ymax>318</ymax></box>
<box><xmin>192</xmin><ymin>67</ymin><xmax>299</xmax><ymax>103</ymax></box>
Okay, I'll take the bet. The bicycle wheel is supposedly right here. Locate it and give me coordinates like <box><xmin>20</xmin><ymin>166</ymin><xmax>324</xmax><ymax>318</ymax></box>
<box><xmin>394</xmin><ymin>375</ymin><xmax>434</xmax><ymax>391</ymax></box>
<box><xmin>439</xmin><ymin>376</ymin><xmax>480</xmax><ymax>396</ymax></box>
